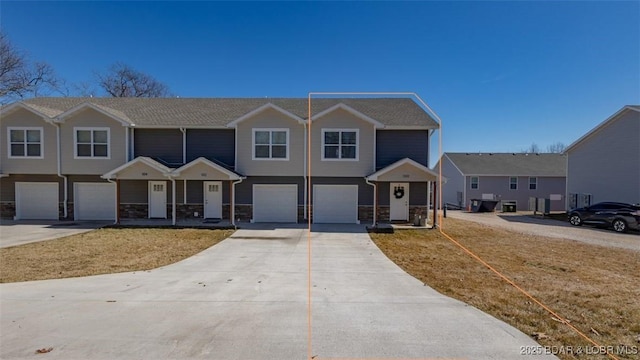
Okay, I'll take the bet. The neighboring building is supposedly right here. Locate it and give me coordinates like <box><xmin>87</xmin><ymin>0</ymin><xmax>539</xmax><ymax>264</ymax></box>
<box><xmin>0</xmin><ymin>97</ymin><xmax>440</xmax><ymax>224</ymax></box>
<box><xmin>437</xmin><ymin>152</ymin><xmax>566</xmax><ymax>211</ymax></box>
<box><xmin>565</xmin><ymin>105</ymin><xmax>640</xmax><ymax>209</ymax></box>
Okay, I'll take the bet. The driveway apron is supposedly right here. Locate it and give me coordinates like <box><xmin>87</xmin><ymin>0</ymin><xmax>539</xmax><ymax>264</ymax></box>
<box><xmin>0</xmin><ymin>225</ymin><xmax>555</xmax><ymax>359</ymax></box>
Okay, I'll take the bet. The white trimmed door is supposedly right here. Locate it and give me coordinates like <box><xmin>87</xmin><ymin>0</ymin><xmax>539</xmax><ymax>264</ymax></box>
<box><xmin>74</xmin><ymin>183</ymin><xmax>116</xmax><ymax>220</ymax></box>
<box><xmin>390</xmin><ymin>182</ymin><xmax>409</xmax><ymax>221</ymax></box>
<box><xmin>313</xmin><ymin>185</ymin><xmax>358</xmax><ymax>223</ymax></box>
<box><xmin>252</xmin><ymin>184</ymin><xmax>297</xmax><ymax>223</ymax></box>
<box><xmin>204</xmin><ymin>181</ymin><xmax>222</xmax><ymax>219</ymax></box>
<box><xmin>148</xmin><ymin>181</ymin><xmax>167</xmax><ymax>218</ymax></box>
<box><xmin>15</xmin><ymin>182</ymin><xmax>58</xmax><ymax>220</ymax></box>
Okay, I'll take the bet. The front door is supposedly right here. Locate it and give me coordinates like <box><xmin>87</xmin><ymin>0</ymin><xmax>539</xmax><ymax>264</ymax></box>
<box><xmin>390</xmin><ymin>182</ymin><xmax>409</xmax><ymax>221</ymax></box>
<box><xmin>148</xmin><ymin>181</ymin><xmax>167</xmax><ymax>218</ymax></box>
<box><xmin>204</xmin><ymin>181</ymin><xmax>222</xmax><ymax>219</ymax></box>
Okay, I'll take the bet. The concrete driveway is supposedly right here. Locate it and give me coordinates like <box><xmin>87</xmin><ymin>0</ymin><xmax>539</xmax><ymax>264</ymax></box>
<box><xmin>0</xmin><ymin>224</ymin><xmax>554</xmax><ymax>359</ymax></box>
<box><xmin>0</xmin><ymin>220</ymin><xmax>109</xmax><ymax>248</ymax></box>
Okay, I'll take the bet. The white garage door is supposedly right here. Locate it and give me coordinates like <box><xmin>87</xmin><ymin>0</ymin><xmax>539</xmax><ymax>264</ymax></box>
<box><xmin>253</xmin><ymin>184</ymin><xmax>297</xmax><ymax>223</ymax></box>
<box><xmin>313</xmin><ymin>185</ymin><xmax>358</xmax><ymax>223</ymax></box>
<box><xmin>74</xmin><ymin>183</ymin><xmax>116</xmax><ymax>220</ymax></box>
<box><xmin>15</xmin><ymin>182</ymin><xmax>59</xmax><ymax>220</ymax></box>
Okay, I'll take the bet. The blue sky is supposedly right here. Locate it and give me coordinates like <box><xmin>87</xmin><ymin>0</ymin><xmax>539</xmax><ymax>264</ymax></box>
<box><xmin>2</xmin><ymin>1</ymin><xmax>638</xmax><ymax>165</ymax></box>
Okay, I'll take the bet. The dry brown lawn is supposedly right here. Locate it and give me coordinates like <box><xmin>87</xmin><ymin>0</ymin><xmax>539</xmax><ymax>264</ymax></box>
<box><xmin>370</xmin><ymin>218</ymin><xmax>640</xmax><ymax>360</ymax></box>
<box><xmin>0</xmin><ymin>228</ymin><xmax>233</xmax><ymax>283</ymax></box>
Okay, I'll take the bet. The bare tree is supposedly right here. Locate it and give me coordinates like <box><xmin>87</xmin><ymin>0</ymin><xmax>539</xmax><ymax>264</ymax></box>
<box><xmin>0</xmin><ymin>32</ymin><xmax>59</xmax><ymax>103</ymax></box>
<box><xmin>97</xmin><ymin>62</ymin><xmax>170</xmax><ymax>97</ymax></box>
<box><xmin>521</xmin><ymin>142</ymin><xmax>541</xmax><ymax>153</ymax></box>
<box><xmin>546</xmin><ymin>142</ymin><xmax>566</xmax><ymax>153</ymax></box>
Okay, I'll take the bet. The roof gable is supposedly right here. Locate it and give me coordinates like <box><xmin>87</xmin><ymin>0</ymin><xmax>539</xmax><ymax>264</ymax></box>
<box><xmin>57</xmin><ymin>102</ymin><xmax>133</xmax><ymax>126</ymax></box>
<box><xmin>172</xmin><ymin>157</ymin><xmax>243</xmax><ymax>180</ymax></box>
<box><xmin>367</xmin><ymin>157</ymin><xmax>440</xmax><ymax>181</ymax></box>
<box><xmin>444</xmin><ymin>153</ymin><xmax>567</xmax><ymax>176</ymax></box>
<box><xmin>311</xmin><ymin>103</ymin><xmax>384</xmax><ymax>128</ymax></box>
<box><xmin>564</xmin><ymin>105</ymin><xmax>640</xmax><ymax>153</ymax></box>
<box><xmin>0</xmin><ymin>102</ymin><xmax>56</xmax><ymax>123</ymax></box>
<box><xmin>227</xmin><ymin>103</ymin><xmax>304</xmax><ymax>127</ymax></box>
<box><xmin>102</xmin><ymin>157</ymin><xmax>172</xmax><ymax>179</ymax></box>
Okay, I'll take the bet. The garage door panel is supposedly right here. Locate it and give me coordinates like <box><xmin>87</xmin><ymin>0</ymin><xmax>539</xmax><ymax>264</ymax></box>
<box><xmin>75</xmin><ymin>183</ymin><xmax>116</xmax><ymax>220</ymax></box>
<box><xmin>16</xmin><ymin>182</ymin><xmax>59</xmax><ymax>220</ymax></box>
<box><xmin>253</xmin><ymin>185</ymin><xmax>297</xmax><ymax>223</ymax></box>
<box><xmin>314</xmin><ymin>185</ymin><xmax>358</xmax><ymax>223</ymax></box>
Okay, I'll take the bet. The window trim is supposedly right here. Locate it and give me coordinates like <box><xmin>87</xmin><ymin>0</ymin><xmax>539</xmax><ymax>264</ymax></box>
<box><xmin>251</xmin><ymin>128</ymin><xmax>290</xmax><ymax>161</ymax></box>
<box><xmin>7</xmin><ymin>127</ymin><xmax>44</xmax><ymax>159</ymax></box>
<box><xmin>470</xmin><ymin>176</ymin><xmax>479</xmax><ymax>190</ymax></box>
<box><xmin>529</xmin><ymin>177</ymin><xmax>538</xmax><ymax>190</ymax></box>
<box><xmin>509</xmin><ymin>176</ymin><xmax>518</xmax><ymax>190</ymax></box>
<box><xmin>321</xmin><ymin>128</ymin><xmax>359</xmax><ymax>161</ymax></box>
<box><xmin>74</xmin><ymin>127</ymin><xmax>111</xmax><ymax>159</ymax></box>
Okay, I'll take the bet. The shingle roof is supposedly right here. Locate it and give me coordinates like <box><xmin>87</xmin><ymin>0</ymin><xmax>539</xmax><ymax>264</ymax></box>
<box><xmin>9</xmin><ymin>97</ymin><xmax>439</xmax><ymax>128</ymax></box>
<box><xmin>444</xmin><ymin>153</ymin><xmax>567</xmax><ymax>176</ymax></box>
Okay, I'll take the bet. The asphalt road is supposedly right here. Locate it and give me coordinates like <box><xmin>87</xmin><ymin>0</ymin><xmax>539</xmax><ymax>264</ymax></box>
<box><xmin>444</xmin><ymin>211</ymin><xmax>639</xmax><ymax>251</ymax></box>
<box><xmin>0</xmin><ymin>224</ymin><xmax>555</xmax><ymax>359</ymax></box>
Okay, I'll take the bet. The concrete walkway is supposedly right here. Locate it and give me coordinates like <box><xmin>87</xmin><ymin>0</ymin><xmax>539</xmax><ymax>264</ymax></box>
<box><xmin>0</xmin><ymin>225</ymin><xmax>554</xmax><ymax>359</ymax></box>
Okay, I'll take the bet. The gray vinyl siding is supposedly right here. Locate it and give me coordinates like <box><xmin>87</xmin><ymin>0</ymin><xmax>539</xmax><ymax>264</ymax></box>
<box><xmin>59</xmin><ymin>108</ymin><xmax>127</xmax><ymax>175</ymax></box>
<box><xmin>235</xmin><ymin>108</ymin><xmax>305</xmax><ymax>176</ymax></box>
<box><xmin>134</xmin><ymin>129</ymin><xmax>183</xmax><ymax>165</ymax></box>
<box><xmin>0</xmin><ymin>174</ymin><xmax>62</xmax><ymax>202</ymax></box>
<box><xmin>0</xmin><ymin>108</ymin><xmax>58</xmax><ymax>174</ymax></box>
<box><xmin>235</xmin><ymin>176</ymin><xmax>305</xmax><ymax>205</ymax></box>
<box><xmin>439</xmin><ymin>156</ymin><xmax>465</xmax><ymax>207</ymax></box>
<box><xmin>311</xmin><ymin>177</ymin><xmax>374</xmax><ymax>205</ymax></box>
<box><xmin>466</xmin><ymin>176</ymin><xmax>566</xmax><ymax>211</ymax></box>
<box><xmin>567</xmin><ymin>109</ymin><xmax>640</xmax><ymax>205</ymax></box>
<box><xmin>310</xmin><ymin>108</ymin><xmax>375</xmax><ymax>177</ymax></box>
<box><xmin>120</xmin><ymin>179</ymin><xmax>179</xmax><ymax>204</ymax></box>
<box><xmin>376</xmin><ymin>130</ymin><xmax>429</xmax><ymax>169</ymax></box>
<box><xmin>185</xmin><ymin>180</ymin><xmax>230</xmax><ymax>204</ymax></box>
<box><xmin>377</xmin><ymin>182</ymin><xmax>427</xmax><ymax>206</ymax></box>
<box><xmin>186</xmin><ymin>129</ymin><xmax>235</xmax><ymax>167</ymax></box>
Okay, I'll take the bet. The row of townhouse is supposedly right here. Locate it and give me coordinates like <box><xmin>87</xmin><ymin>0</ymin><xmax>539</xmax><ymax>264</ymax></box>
<box><xmin>438</xmin><ymin>105</ymin><xmax>639</xmax><ymax>212</ymax></box>
<box><xmin>0</xmin><ymin>97</ymin><xmax>441</xmax><ymax>225</ymax></box>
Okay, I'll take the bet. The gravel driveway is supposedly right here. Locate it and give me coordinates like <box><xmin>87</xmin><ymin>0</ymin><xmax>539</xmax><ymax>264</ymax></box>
<box><xmin>445</xmin><ymin>211</ymin><xmax>639</xmax><ymax>251</ymax></box>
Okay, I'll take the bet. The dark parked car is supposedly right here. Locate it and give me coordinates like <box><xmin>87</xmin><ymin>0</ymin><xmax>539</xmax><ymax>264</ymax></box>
<box><xmin>568</xmin><ymin>202</ymin><xmax>640</xmax><ymax>233</ymax></box>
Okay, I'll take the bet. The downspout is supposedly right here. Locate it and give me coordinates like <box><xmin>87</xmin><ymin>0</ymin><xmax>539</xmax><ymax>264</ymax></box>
<box><xmin>54</xmin><ymin>123</ymin><xmax>68</xmax><ymax>219</ymax></box>
<box><xmin>365</xmin><ymin>178</ymin><xmax>376</xmax><ymax>226</ymax></box>
<box><xmin>231</xmin><ymin>177</ymin><xmax>244</xmax><ymax>227</ymax></box>
<box><xmin>180</xmin><ymin>128</ymin><xmax>187</xmax><ymax>206</ymax></box>
<box><xmin>180</xmin><ymin>128</ymin><xmax>186</xmax><ymax>164</ymax></box>
<box><xmin>302</xmin><ymin>122</ymin><xmax>307</xmax><ymax>219</ymax></box>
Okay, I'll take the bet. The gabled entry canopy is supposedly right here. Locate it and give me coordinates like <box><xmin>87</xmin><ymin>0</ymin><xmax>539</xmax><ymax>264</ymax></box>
<box><xmin>366</xmin><ymin>158</ymin><xmax>442</xmax><ymax>182</ymax></box>
<box><xmin>172</xmin><ymin>157</ymin><xmax>244</xmax><ymax>180</ymax></box>
<box><xmin>102</xmin><ymin>156</ymin><xmax>172</xmax><ymax>180</ymax></box>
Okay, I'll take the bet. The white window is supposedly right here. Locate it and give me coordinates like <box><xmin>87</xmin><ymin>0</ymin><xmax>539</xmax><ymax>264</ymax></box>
<box><xmin>322</xmin><ymin>129</ymin><xmax>358</xmax><ymax>160</ymax></box>
<box><xmin>8</xmin><ymin>127</ymin><xmax>43</xmax><ymax>158</ymax></box>
<box><xmin>470</xmin><ymin>176</ymin><xmax>479</xmax><ymax>190</ymax></box>
<box><xmin>509</xmin><ymin>177</ymin><xmax>518</xmax><ymax>190</ymax></box>
<box><xmin>529</xmin><ymin>177</ymin><xmax>537</xmax><ymax>190</ymax></box>
<box><xmin>74</xmin><ymin>127</ymin><xmax>110</xmax><ymax>159</ymax></box>
<box><xmin>252</xmin><ymin>128</ymin><xmax>289</xmax><ymax>160</ymax></box>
